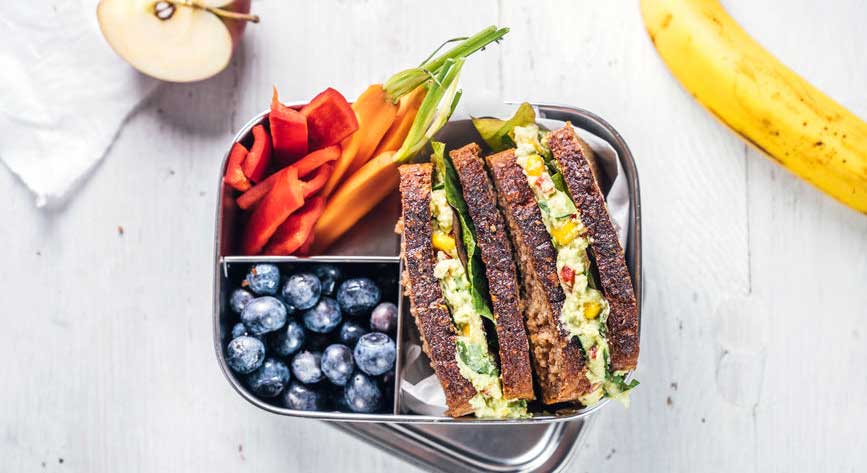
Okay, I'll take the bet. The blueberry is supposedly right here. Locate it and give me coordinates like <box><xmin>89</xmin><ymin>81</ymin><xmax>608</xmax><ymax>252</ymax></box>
<box><xmin>270</xmin><ymin>320</ymin><xmax>306</xmax><ymax>357</ymax></box>
<box><xmin>354</xmin><ymin>332</ymin><xmax>396</xmax><ymax>376</ymax></box>
<box><xmin>302</xmin><ymin>297</ymin><xmax>342</xmax><ymax>334</ymax></box>
<box><xmin>380</xmin><ymin>369</ymin><xmax>396</xmax><ymax>388</ymax></box>
<box><xmin>313</xmin><ymin>264</ymin><xmax>342</xmax><ymax>296</ymax></box>
<box><xmin>229</xmin><ymin>288</ymin><xmax>254</xmax><ymax>314</ymax></box>
<box><xmin>281</xmin><ymin>273</ymin><xmax>321</xmax><ymax>310</ymax></box>
<box><xmin>282</xmin><ymin>382</ymin><xmax>325</xmax><ymax>411</ymax></box>
<box><xmin>230</xmin><ymin>322</ymin><xmax>263</xmax><ymax>342</ymax></box>
<box><xmin>337</xmin><ymin>278</ymin><xmax>381</xmax><ymax>317</ymax></box>
<box><xmin>304</xmin><ymin>332</ymin><xmax>332</xmax><ymax>352</ymax></box>
<box><xmin>291</xmin><ymin>351</ymin><xmax>323</xmax><ymax>384</ymax></box>
<box><xmin>338</xmin><ymin>321</ymin><xmax>368</xmax><ymax>347</ymax></box>
<box><xmin>226</xmin><ymin>336</ymin><xmax>266</xmax><ymax>374</ymax></box>
<box><xmin>321</xmin><ymin>344</ymin><xmax>354</xmax><ymax>386</ymax></box>
<box><xmin>380</xmin><ymin>370</ymin><xmax>395</xmax><ymax>405</ymax></box>
<box><xmin>230</xmin><ymin>322</ymin><xmax>248</xmax><ymax>339</ymax></box>
<box><xmin>245</xmin><ymin>264</ymin><xmax>280</xmax><ymax>295</ymax></box>
<box><xmin>241</xmin><ymin>296</ymin><xmax>287</xmax><ymax>335</ymax></box>
<box><xmin>245</xmin><ymin>358</ymin><xmax>291</xmax><ymax>398</ymax></box>
<box><xmin>345</xmin><ymin>372</ymin><xmax>383</xmax><ymax>413</ymax></box>
<box><xmin>370</xmin><ymin>302</ymin><xmax>398</xmax><ymax>333</ymax></box>
<box><xmin>330</xmin><ymin>387</ymin><xmax>352</xmax><ymax>412</ymax></box>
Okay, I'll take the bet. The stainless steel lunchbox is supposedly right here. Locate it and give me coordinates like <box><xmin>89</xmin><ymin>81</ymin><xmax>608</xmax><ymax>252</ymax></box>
<box><xmin>213</xmin><ymin>103</ymin><xmax>642</xmax><ymax>471</ymax></box>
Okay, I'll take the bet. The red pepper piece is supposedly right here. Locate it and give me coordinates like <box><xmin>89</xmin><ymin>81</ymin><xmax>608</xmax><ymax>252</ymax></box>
<box><xmin>240</xmin><ymin>167</ymin><xmax>304</xmax><ymax>255</ymax></box>
<box><xmin>296</xmin><ymin>231</ymin><xmax>315</xmax><ymax>256</ymax></box>
<box><xmin>270</xmin><ymin>87</ymin><xmax>308</xmax><ymax>167</ymax></box>
<box><xmin>223</xmin><ymin>142</ymin><xmax>251</xmax><ymax>191</ymax></box>
<box><xmin>242</xmin><ymin>124</ymin><xmax>273</xmax><ymax>183</ymax></box>
<box><xmin>236</xmin><ymin>173</ymin><xmax>277</xmax><ymax>210</ymax></box>
<box><xmin>300</xmin><ymin>163</ymin><xmax>333</xmax><ymax>198</ymax></box>
<box><xmin>300</xmin><ymin>88</ymin><xmax>358</xmax><ymax>149</ymax></box>
<box><xmin>262</xmin><ymin>196</ymin><xmax>326</xmax><ymax>256</ymax></box>
<box><xmin>236</xmin><ymin>147</ymin><xmax>338</xmax><ymax>210</ymax></box>
<box><xmin>560</xmin><ymin>265</ymin><xmax>575</xmax><ymax>288</ymax></box>
<box><xmin>292</xmin><ymin>145</ymin><xmax>340</xmax><ymax>177</ymax></box>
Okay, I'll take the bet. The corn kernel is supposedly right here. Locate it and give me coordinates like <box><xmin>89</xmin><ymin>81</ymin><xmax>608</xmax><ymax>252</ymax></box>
<box><xmin>432</xmin><ymin>230</ymin><xmax>456</xmax><ymax>253</ymax></box>
<box><xmin>462</xmin><ymin>324</ymin><xmax>471</xmax><ymax>336</ymax></box>
<box><xmin>525</xmin><ymin>154</ymin><xmax>545</xmax><ymax>177</ymax></box>
<box><xmin>584</xmin><ymin>301</ymin><xmax>602</xmax><ymax>320</ymax></box>
<box><xmin>551</xmin><ymin>220</ymin><xmax>579</xmax><ymax>246</ymax></box>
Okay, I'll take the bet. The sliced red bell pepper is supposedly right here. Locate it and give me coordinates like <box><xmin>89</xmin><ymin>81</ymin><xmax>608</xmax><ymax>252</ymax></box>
<box><xmin>301</xmin><ymin>163</ymin><xmax>333</xmax><ymax>198</ymax></box>
<box><xmin>237</xmin><ymin>173</ymin><xmax>277</xmax><ymax>210</ymax></box>
<box><xmin>240</xmin><ymin>167</ymin><xmax>304</xmax><ymax>255</ymax></box>
<box><xmin>292</xmin><ymin>145</ymin><xmax>340</xmax><ymax>177</ymax></box>
<box><xmin>236</xmin><ymin>147</ymin><xmax>339</xmax><ymax>210</ymax></box>
<box><xmin>262</xmin><ymin>196</ymin><xmax>325</xmax><ymax>256</ymax></box>
<box><xmin>270</xmin><ymin>87</ymin><xmax>308</xmax><ymax>167</ymax></box>
<box><xmin>242</xmin><ymin>124</ymin><xmax>272</xmax><ymax>183</ymax></box>
<box><xmin>300</xmin><ymin>88</ymin><xmax>358</xmax><ymax>149</ymax></box>
<box><xmin>223</xmin><ymin>143</ymin><xmax>251</xmax><ymax>191</ymax></box>
<box><xmin>296</xmin><ymin>232</ymin><xmax>315</xmax><ymax>256</ymax></box>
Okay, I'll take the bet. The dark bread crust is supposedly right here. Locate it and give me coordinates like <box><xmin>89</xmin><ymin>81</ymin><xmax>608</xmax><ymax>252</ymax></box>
<box><xmin>398</xmin><ymin>164</ymin><xmax>476</xmax><ymax>417</ymax></box>
<box><xmin>450</xmin><ymin>144</ymin><xmax>535</xmax><ymax>401</ymax></box>
<box><xmin>486</xmin><ymin>150</ymin><xmax>591</xmax><ymax>404</ymax></box>
<box><xmin>548</xmin><ymin>124</ymin><xmax>640</xmax><ymax>372</ymax></box>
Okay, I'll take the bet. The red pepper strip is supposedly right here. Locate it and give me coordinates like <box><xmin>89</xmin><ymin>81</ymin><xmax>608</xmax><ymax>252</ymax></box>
<box><xmin>242</xmin><ymin>124</ymin><xmax>273</xmax><ymax>183</ymax></box>
<box><xmin>296</xmin><ymin>231</ymin><xmax>315</xmax><ymax>256</ymax></box>
<box><xmin>560</xmin><ymin>265</ymin><xmax>575</xmax><ymax>288</ymax></box>
<box><xmin>300</xmin><ymin>88</ymin><xmax>358</xmax><ymax>149</ymax></box>
<box><xmin>236</xmin><ymin>172</ymin><xmax>279</xmax><ymax>210</ymax></box>
<box><xmin>270</xmin><ymin>87</ymin><xmax>308</xmax><ymax>168</ymax></box>
<box><xmin>300</xmin><ymin>164</ymin><xmax>333</xmax><ymax>198</ymax></box>
<box><xmin>236</xmin><ymin>147</ymin><xmax>338</xmax><ymax>210</ymax></box>
<box><xmin>262</xmin><ymin>196</ymin><xmax>325</xmax><ymax>256</ymax></box>
<box><xmin>240</xmin><ymin>167</ymin><xmax>304</xmax><ymax>255</ymax></box>
<box><xmin>292</xmin><ymin>145</ymin><xmax>340</xmax><ymax>177</ymax></box>
<box><xmin>223</xmin><ymin>142</ymin><xmax>251</xmax><ymax>191</ymax></box>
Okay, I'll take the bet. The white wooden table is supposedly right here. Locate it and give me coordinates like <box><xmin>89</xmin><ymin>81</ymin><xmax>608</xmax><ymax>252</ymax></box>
<box><xmin>2</xmin><ymin>1</ymin><xmax>866</xmax><ymax>471</ymax></box>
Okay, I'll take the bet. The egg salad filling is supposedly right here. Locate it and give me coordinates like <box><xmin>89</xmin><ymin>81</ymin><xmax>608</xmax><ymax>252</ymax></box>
<box><xmin>429</xmin><ymin>189</ymin><xmax>528</xmax><ymax>418</ymax></box>
<box><xmin>513</xmin><ymin>124</ymin><xmax>634</xmax><ymax>407</ymax></box>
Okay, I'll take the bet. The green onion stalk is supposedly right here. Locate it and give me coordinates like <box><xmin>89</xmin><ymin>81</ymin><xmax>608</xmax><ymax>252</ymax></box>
<box><xmin>383</xmin><ymin>26</ymin><xmax>509</xmax><ymax>163</ymax></box>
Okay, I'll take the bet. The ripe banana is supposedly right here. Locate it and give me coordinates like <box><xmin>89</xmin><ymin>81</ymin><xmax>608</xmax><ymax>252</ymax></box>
<box><xmin>640</xmin><ymin>0</ymin><xmax>867</xmax><ymax>213</ymax></box>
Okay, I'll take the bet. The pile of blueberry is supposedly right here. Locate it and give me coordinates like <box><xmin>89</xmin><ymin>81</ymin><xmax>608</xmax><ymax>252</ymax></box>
<box><xmin>224</xmin><ymin>263</ymin><xmax>398</xmax><ymax>413</ymax></box>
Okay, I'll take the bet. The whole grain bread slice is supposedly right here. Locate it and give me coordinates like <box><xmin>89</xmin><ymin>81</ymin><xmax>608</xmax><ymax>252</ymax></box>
<box><xmin>547</xmin><ymin>124</ymin><xmax>640</xmax><ymax>372</ymax></box>
<box><xmin>486</xmin><ymin>150</ymin><xmax>591</xmax><ymax>404</ymax></box>
<box><xmin>398</xmin><ymin>163</ymin><xmax>476</xmax><ymax>417</ymax></box>
<box><xmin>449</xmin><ymin>143</ymin><xmax>535</xmax><ymax>401</ymax></box>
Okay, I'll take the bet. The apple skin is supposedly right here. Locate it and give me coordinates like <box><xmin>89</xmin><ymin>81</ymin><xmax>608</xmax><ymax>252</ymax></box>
<box><xmin>221</xmin><ymin>0</ymin><xmax>252</xmax><ymax>47</ymax></box>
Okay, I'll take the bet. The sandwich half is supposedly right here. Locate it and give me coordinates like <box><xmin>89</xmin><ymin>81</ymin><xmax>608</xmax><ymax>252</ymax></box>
<box><xmin>487</xmin><ymin>123</ymin><xmax>639</xmax><ymax>407</ymax></box>
<box><xmin>399</xmin><ymin>153</ymin><xmax>529</xmax><ymax>418</ymax></box>
<box><xmin>449</xmin><ymin>143</ymin><xmax>535</xmax><ymax>401</ymax></box>
<box><xmin>547</xmin><ymin>124</ymin><xmax>639</xmax><ymax>373</ymax></box>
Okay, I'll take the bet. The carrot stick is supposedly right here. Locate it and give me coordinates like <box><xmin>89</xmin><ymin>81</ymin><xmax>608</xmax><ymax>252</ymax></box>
<box><xmin>373</xmin><ymin>87</ymin><xmax>426</xmax><ymax>156</ymax></box>
<box><xmin>321</xmin><ymin>85</ymin><xmax>398</xmax><ymax>197</ymax></box>
<box><xmin>312</xmin><ymin>152</ymin><xmax>399</xmax><ymax>252</ymax></box>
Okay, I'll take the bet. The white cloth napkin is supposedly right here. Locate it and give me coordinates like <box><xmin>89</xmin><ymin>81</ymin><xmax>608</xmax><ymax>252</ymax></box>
<box><xmin>0</xmin><ymin>0</ymin><xmax>157</xmax><ymax>207</ymax></box>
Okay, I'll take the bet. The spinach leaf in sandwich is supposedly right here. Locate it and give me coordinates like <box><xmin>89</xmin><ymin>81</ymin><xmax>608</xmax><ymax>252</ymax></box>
<box><xmin>456</xmin><ymin>340</ymin><xmax>498</xmax><ymax>376</ymax></box>
<box><xmin>472</xmin><ymin>103</ymin><xmax>569</xmax><ymax>193</ymax></box>
<box><xmin>471</xmin><ymin>102</ymin><xmax>536</xmax><ymax>152</ymax></box>
<box><xmin>431</xmin><ymin>141</ymin><xmax>495</xmax><ymax>324</ymax></box>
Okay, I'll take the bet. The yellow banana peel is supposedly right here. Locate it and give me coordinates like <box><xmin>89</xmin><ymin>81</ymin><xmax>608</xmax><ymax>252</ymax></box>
<box><xmin>641</xmin><ymin>0</ymin><xmax>867</xmax><ymax>213</ymax></box>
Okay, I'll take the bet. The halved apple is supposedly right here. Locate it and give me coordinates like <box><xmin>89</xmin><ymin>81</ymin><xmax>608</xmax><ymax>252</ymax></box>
<box><xmin>97</xmin><ymin>0</ymin><xmax>256</xmax><ymax>83</ymax></box>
